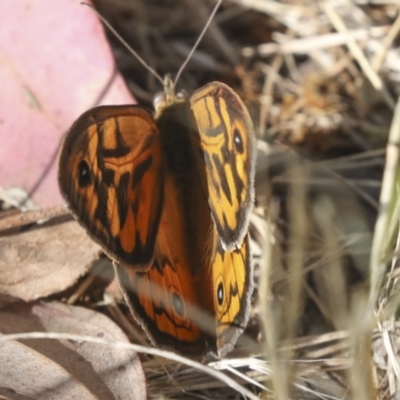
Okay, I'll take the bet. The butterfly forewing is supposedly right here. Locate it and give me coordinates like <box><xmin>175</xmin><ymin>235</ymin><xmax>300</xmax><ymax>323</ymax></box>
<box><xmin>190</xmin><ymin>82</ymin><xmax>256</xmax><ymax>251</ymax></box>
<box><xmin>58</xmin><ymin>105</ymin><xmax>163</xmax><ymax>269</ymax></box>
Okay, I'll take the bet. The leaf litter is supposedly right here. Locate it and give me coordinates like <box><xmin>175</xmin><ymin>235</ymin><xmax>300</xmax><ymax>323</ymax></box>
<box><xmin>0</xmin><ymin>301</ymin><xmax>146</xmax><ymax>399</ymax></box>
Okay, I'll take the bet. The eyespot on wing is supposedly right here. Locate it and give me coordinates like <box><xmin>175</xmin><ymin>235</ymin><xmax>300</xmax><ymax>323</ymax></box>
<box><xmin>212</xmin><ymin>234</ymin><xmax>252</xmax><ymax>356</ymax></box>
<box><xmin>190</xmin><ymin>81</ymin><xmax>256</xmax><ymax>250</ymax></box>
<box><xmin>58</xmin><ymin>105</ymin><xmax>163</xmax><ymax>269</ymax></box>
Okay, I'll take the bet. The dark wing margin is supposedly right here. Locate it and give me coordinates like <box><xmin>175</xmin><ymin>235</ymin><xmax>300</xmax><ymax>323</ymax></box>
<box><xmin>58</xmin><ymin>105</ymin><xmax>163</xmax><ymax>269</ymax></box>
<box><xmin>190</xmin><ymin>81</ymin><xmax>256</xmax><ymax>250</ymax></box>
<box><xmin>212</xmin><ymin>234</ymin><xmax>252</xmax><ymax>357</ymax></box>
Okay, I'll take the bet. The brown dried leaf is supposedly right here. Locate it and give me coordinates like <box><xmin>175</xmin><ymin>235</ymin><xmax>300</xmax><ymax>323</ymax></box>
<box><xmin>0</xmin><ymin>301</ymin><xmax>146</xmax><ymax>399</ymax></box>
<box><xmin>0</xmin><ymin>337</ymin><xmax>99</xmax><ymax>399</ymax></box>
<box><xmin>0</xmin><ymin>220</ymin><xmax>101</xmax><ymax>305</ymax></box>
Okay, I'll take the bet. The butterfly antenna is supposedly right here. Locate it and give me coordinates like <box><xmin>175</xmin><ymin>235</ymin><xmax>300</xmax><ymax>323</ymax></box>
<box><xmin>81</xmin><ymin>2</ymin><xmax>164</xmax><ymax>86</ymax></box>
<box><xmin>173</xmin><ymin>0</ymin><xmax>223</xmax><ymax>89</ymax></box>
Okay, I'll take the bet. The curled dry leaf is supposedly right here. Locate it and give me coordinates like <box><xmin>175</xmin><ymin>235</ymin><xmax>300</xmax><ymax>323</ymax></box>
<box><xmin>0</xmin><ymin>301</ymin><xmax>146</xmax><ymax>400</ymax></box>
<box><xmin>0</xmin><ymin>219</ymin><xmax>101</xmax><ymax>306</ymax></box>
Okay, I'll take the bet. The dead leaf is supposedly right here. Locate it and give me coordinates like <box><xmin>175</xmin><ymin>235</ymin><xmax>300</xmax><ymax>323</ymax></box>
<box><xmin>0</xmin><ymin>336</ymin><xmax>101</xmax><ymax>399</ymax></box>
<box><xmin>0</xmin><ymin>220</ymin><xmax>101</xmax><ymax>305</ymax></box>
<box><xmin>0</xmin><ymin>301</ymin><xmax>146</xmax><ymax>399</ymax></box>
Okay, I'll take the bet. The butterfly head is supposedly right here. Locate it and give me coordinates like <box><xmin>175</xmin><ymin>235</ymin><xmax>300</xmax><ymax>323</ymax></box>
<box><xmin>154</xmin><ymin>74</ymin><xmax>188</xmax><ymax>118</ymax></box>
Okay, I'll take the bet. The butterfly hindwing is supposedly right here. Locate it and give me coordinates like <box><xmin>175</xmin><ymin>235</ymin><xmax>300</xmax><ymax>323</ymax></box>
<box><xmin>116</xmin><ymin>158</ymin><xmax>216</xmax><ymax>358</ymax></box>
<box><xmin>190</xmin><ymin>82</ymin><xmax>256</xmax><ymax>251</ymax></box>
<box><xmin>212</xmin><ymin>234</ymin><xmax>252</xmax><ymax>355</ymax></box>
<box><xmin>58</xmin><ymin>105</ymin><xmax>163</xmax><ymax>269</ymax></box>
<box><xmin>116</xmin><ymin>231</ymin><xmax>210</xmax><ymax>357</ymax></box>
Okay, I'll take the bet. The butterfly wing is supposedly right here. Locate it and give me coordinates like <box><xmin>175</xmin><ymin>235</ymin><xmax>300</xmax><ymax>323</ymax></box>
<box><xmin>190</xmin><ymin>82</ymin><xmax>256</xmax><ymax>251</ymax></box>
<box><xmin>58</xmin><ymin>105</ymin><xmax>163</xmax><ymax>269</ymax></box>
<box><xmin>212</xmin><ymin>235</ymin><xmax>252</xmax><ymax>356</ymax></box>
<box><xmin>190</xmin><ymin>82</ymin><xmax>255</xmax><ymax>355</ymax></box>
<box><xmin>118</xmin><ymin>234</ymin><xmax>252</xmax><ymax>359</ymax></box>
<box><xmin>116</xmin><ymin>170</ymin><xmax>215</xmax><ymax>358</ymax></box>
<box><xmin>116</xmin><ymin>235</ymin><xmax>211</xmax><ymax>357</ymax></box>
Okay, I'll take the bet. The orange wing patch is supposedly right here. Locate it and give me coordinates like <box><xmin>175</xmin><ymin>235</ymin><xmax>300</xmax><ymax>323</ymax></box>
<box><xmin>58</xmin><ymin>106</ymin><xmax>163</xmax><ymax>270</ymax></box>
<box><xmin>212</xmin><ymin>235</ymin><xmax>252</xmax><ymax>355</ymax></box>
<box><xmin>117</xmin><ymin>171</ymin><xmax>214</xmax><ymax>356</ymax></box>
<box><xmin>190</xmin><ymin>82</ymin><xmax>256</xmax><ymax>251</ymax></box>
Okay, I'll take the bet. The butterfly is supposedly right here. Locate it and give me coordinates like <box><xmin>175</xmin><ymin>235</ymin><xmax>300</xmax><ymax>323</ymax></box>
<box><xmin>58</xmin><ymin>75</ymin><xmax>255</xmax><ymax>358</ymax></box>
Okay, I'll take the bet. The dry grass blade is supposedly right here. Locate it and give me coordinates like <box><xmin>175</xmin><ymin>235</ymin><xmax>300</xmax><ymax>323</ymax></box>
<box><xmin>369</xmin><ymin>99</ymin><xmax>400</xmax><ymax>309</ymax></box>
<box><xmin>324</xmin><ymin>3</ymin><xmax>395</xmax><ymax>111</ymax></box>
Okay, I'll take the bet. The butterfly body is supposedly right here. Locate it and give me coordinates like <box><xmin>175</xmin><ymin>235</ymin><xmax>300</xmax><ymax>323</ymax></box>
<box><xmin>59</xmin><ymin>81</ymin><xmax>255</xmax><ymax>359</ymax></box>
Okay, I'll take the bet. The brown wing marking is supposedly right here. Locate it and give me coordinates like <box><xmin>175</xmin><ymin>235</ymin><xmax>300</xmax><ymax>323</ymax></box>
<box><xmin>116</xmin><ymin>167</ymin><xmax>220</xmax><ymax>358</ymax></box>
<box><xmin>212</xmin><ymin>234</ymin><xmax>252</xmax><ymax>356</ymax></box>
<box><xmin>190</xmin><ymin>82</ymin><xmax>256</xmax><ymax>251</ymax></box>
<box><xmin>118</xmin><ymin>218</ymin><xmax>207</xmax><ymax>356</ymax></box>
<box><xmin>58</xmin><ymin>105</ymin><xmax>163</xmax><ymax>269</ymax></box>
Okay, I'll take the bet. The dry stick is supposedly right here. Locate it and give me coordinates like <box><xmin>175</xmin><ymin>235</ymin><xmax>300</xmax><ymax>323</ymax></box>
<box><xmin>145</xmin><ymin>357</ymin><xmax>264</xmax><ymax>393</ymax></box>
<box><xmin>273</xmin><ymin>176</ymin><xmax>380</xmax><ymax>190</ymax></box>
<box><xmin>230</xmin><ymin>0</ymin><xmax>294</xmax><ymax>18</ymax></box>
<box><xmin>387</xmin><ymin>346</ymin><xmax>396</xmax><ymax>397</ymax></box>
<box><xmin>259</xmin><ymin>63</ymin><xmax>301</xmax><ymax>94</ymax></box>
<box><xmin>0</xmin><ymin>205</ymin><xmax>69</xmax><ymax>231</ymax></box>
<box><xmin>259</xmin><ymin>53</ymin><xmax>284</xmax><ymax>138</ymax></box>
<box><xmin>378</xmin><ymin>185</ymin><xmax>400</xmax><ymax>393</ymax></box>
<box><xmin>258</xmin><ymin>192</ymin><xmax>312</xmax><ymax>397</ymax></box>
<box><xmin>372</xmin><ymin>12</ymin><xmax>400</xmax><ymax>72</ymax></box>
<box><xmin>258</xmin><ymin>199</ymin><xmax>283</xmax><ymax>397</ymax></box>
<box><xmin>368</xmin><ymin>98</ymin><xmax>400</xmax><ymax>393</ymax></box>
<box><xmin>222</xmin><ymin>364</ymin><xmax>268</xmax><ymax>392</ymax></box>
<box><xmin>312</xmin><ymin>196</ymin><xmax>348</xmax><ymax>331</ymax></box>
<box><xmin>319</xmin><ymin>166</ymin><xmax>379</xmax><ymax>211</ymax></box>
<box><xmin>272</xmin><ymin>30</ymin><xmax>300</xmax><ymax>82</ymax></box>
<box><xmin>348</xmin><ymin>290</ymin><xmax>375</xmax><ymax>399</ymax></box>
<box><xmin>316</xmin><ymin>148</ymin><xmax>386</xmax><ymax>168</ymax></box>
<box><xmin>324</xmin><ymin>3</ymin><xmax>395</xmax><ymax>111</ymax></box>
<box><xmin>272</xmin><ymin>242</ymin><xmax>350</xmax><ymax>290</ymax></box>
<box><xmin>303</xmin><ymin>282</ymin><xmax>333</xmax><ymax>326</ymax></box>
<box><xmin>280</xmin><ymin>162</ymin><xmax>308</xmax><ymax>396</ymax></box>
<box><xmin>304</xmin><ymin>339</ymin><xmax>349</xmax><ymax>360</ymax></box>
<box><xmin>244</xmin><ymin>26</ymin><xmax>390</xmax><ymax>57</ymax></box>
<box><xmin>369</xmin><ymin>98</ymin><xmax>400</xmax><ymax>312</ymax></box>
<box><xmin>281</xmin><ymin>330</ymin><xmax>349</xmax><ymax>352</ymax></box>
<box><xmin>212</xmin><ymin>335</ymin><xmax>352</xmax><ymax>379</ymax></box>
<box><xmin>0</xmin><ymin>332</ymin><xmax>259</xmax><ymax>400</ymax></box>
<box><xmin>66</xmin><ymin>273</ymin><xmax>97</xmax><ymax>305</ymax></box>
<box><xmin>366</xmin><ymin>100</ymin><xmax>400</xmax><ymax>397</ymax></box>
